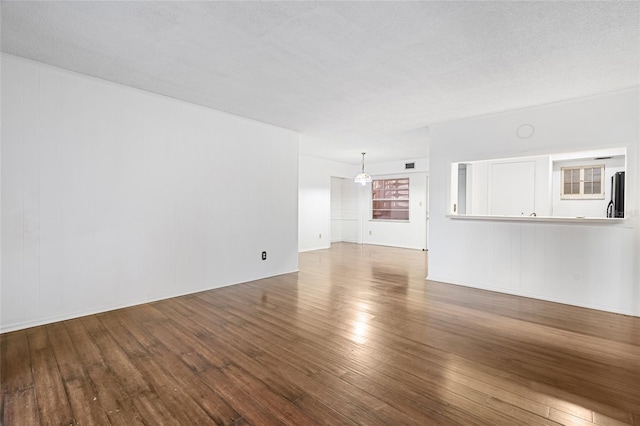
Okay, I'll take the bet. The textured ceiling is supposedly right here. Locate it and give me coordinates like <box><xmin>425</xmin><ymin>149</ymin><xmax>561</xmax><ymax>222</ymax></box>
<box><xmin>1</xmin><ymin>1</ymin><xmax>639</xmax><ymax>163</ymax></box>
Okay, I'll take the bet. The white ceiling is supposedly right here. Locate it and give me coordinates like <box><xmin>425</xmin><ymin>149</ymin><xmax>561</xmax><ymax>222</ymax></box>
<box><xmin>1</xmin><ymin>1</ymin><xmax>638</xmax><ymax>164</ymax></box>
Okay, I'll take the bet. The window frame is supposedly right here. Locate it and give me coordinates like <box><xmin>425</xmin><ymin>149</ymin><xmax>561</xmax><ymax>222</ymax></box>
<box><xmin>371</xmin><ymin>177</ymin><xmax>410</xmax><ymax>221</ymax></box>
<box><xmin>560</xmin><ymin>164</ymin><xmax>605</xmax><ymax>200</ymax></box>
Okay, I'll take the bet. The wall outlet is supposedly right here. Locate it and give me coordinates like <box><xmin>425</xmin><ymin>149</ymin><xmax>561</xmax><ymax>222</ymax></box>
<box><xmin>261</xmin><ymin>251</ymin><xmax>267</xmax><ymax>260</ymax></box>
<box><xmin>319</xmin><ymin>233</ymin><xmax>322</xmax><ymax>239</ymax></box>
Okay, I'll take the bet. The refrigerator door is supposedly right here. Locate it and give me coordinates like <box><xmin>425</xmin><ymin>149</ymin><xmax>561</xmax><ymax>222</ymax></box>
<box><xmin>614</xmin><ymin>171</ymin><xmax>625</xmax><ymax>218</ymax></box>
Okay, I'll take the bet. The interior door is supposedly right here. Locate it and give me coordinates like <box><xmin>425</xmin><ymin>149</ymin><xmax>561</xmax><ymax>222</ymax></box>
<box><xmin>330</xmin><ymin>177</ymin><xmax>343</xmax><ymax>242</ymax></box>
<box><xmin>425</xmin><ymin>174</ymin><xmax>429</xmax><ymax>250</ymax></box>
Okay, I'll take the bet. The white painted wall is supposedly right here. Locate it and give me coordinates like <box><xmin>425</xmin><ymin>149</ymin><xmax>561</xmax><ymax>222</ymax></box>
<box><xmin>551</xmin><ymin>156</ymin><xmax>625</xmax><ymax>218</ymax></box>
<box><xmin>429</xmin><ymin>88</ymin><xmax>640</xmax><ymax>316</ymax></box>
<box><xmin>362</xmin><ymin>173</ymin><xmax>428</xmax><ymax>250</ymax></box>
<box><xmin>298</xmin><ymin>153</ymin><xmax>354</xmax><ymax>252</ymax></box>
<box><xmin>1</xmin><ymin>55</ymin><xmax>299</xmax><ymax>332</ymax></box>
<box><xmin>299</xmin><ymin>154</ymin><xmax>429</xmax><ymax>251</ymax></box>
<box><xmin>366</xmin><ymin>158</ymin><xmax>429</xmax><ymax>176</ymax></box>
<box><xmin>362</xmin><ymin>159</ymin><xmax>429</xmax><ymax>250</ymax></box>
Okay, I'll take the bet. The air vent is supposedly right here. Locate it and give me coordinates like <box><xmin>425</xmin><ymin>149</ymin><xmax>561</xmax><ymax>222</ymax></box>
<box><xmin>405</xmin><ymin>162</ymin><xmax>415</xmax><ymax>169</ymax></box>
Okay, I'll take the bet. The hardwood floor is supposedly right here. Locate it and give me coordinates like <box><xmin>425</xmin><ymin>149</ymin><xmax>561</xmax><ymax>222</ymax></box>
<box><xmin>2</xmin><ymin>242</ymin><xmax>639</xmax><ymax>425</ymax></box>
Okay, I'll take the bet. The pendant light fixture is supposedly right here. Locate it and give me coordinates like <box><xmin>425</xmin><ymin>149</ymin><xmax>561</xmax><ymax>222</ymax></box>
<box><xmin>354</xmin><ymin>152</ymin><xmax>372</xmax><ymax>185</ymax></box>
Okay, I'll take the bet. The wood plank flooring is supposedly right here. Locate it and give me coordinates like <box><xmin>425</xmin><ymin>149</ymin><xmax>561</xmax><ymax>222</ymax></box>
<box><xmin>2</xmin><ymin>242</ymin><xmax>640</xmax><ymax>425</ymax></box>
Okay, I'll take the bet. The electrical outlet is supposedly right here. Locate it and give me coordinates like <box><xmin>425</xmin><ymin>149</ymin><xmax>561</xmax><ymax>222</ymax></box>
<box><xmin>319</xmin><ymin>233</ymin><xmax>322</xmax><ymax>239</ymax></box>
<box><xmin>261</xmin><ymin>251</ymin><xmax>267</xmax><ymax>260</ymax></box>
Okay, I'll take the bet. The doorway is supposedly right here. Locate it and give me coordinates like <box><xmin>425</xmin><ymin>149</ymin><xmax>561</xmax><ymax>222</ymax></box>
<box><xmin>330</xmin><ymin>177</ymin><xmax>358</xmax><ymax>243</ymax></box>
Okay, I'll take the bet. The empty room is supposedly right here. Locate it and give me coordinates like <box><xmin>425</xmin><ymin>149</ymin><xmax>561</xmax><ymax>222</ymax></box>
<box><xmin>1</xmin><ymin>2</ymin><xmax>639</xmax><ymax>425</ymax></box>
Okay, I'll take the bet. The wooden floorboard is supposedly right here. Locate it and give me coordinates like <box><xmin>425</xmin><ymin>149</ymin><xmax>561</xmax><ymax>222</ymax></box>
<box><xmin>2</xmin><ymin>242</ymin><xmax>639</xmax><ymax>425</ymax></box>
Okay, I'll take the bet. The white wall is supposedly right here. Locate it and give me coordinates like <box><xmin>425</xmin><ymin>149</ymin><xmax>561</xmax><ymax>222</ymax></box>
<box><xmin>551</xmin><ymin>156</ymin><xmax>625</xmax><ymax>218</ymax></box>
<box><xmin>362</xmin><ymin>159</ymin><xmax>429</xmax><ymax>250</ymax></box>
<box><xmin>299</xmin><ymin>154</ymin><xmax>429</xmax><ymax>251</ymax></box>
<box><xmin>1</xmin><ymin>55</ymin><xmax>299</xmax><ymax>332</ymax></box>
<box><xmin>429</xmin><ymin>88</ymin><xmax>639</xmax><ymax>316</ymax></box>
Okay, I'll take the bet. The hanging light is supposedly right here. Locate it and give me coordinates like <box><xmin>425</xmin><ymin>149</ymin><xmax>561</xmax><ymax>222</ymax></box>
<box><xmin>354</xmin><ymin>152</ymin><xmax>372</xmax><ymax>185</ymax></box>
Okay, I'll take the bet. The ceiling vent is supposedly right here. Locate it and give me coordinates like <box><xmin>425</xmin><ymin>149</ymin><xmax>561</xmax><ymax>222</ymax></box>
<box><xmin>405</xmin><ymin>162</ymin><xmax>415</xmax><ymax>169</ymax></box>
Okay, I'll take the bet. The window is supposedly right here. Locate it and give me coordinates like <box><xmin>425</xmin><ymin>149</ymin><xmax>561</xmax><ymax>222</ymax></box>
<box><xmin>372</xmin><ymin>178</ymin><xmax>409</xmax><ymax>220</ymax></box>
<box><xmin>561</xmin><ymin>165</ymin><xmax>605</xmax><ymax>199</ymax></box>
